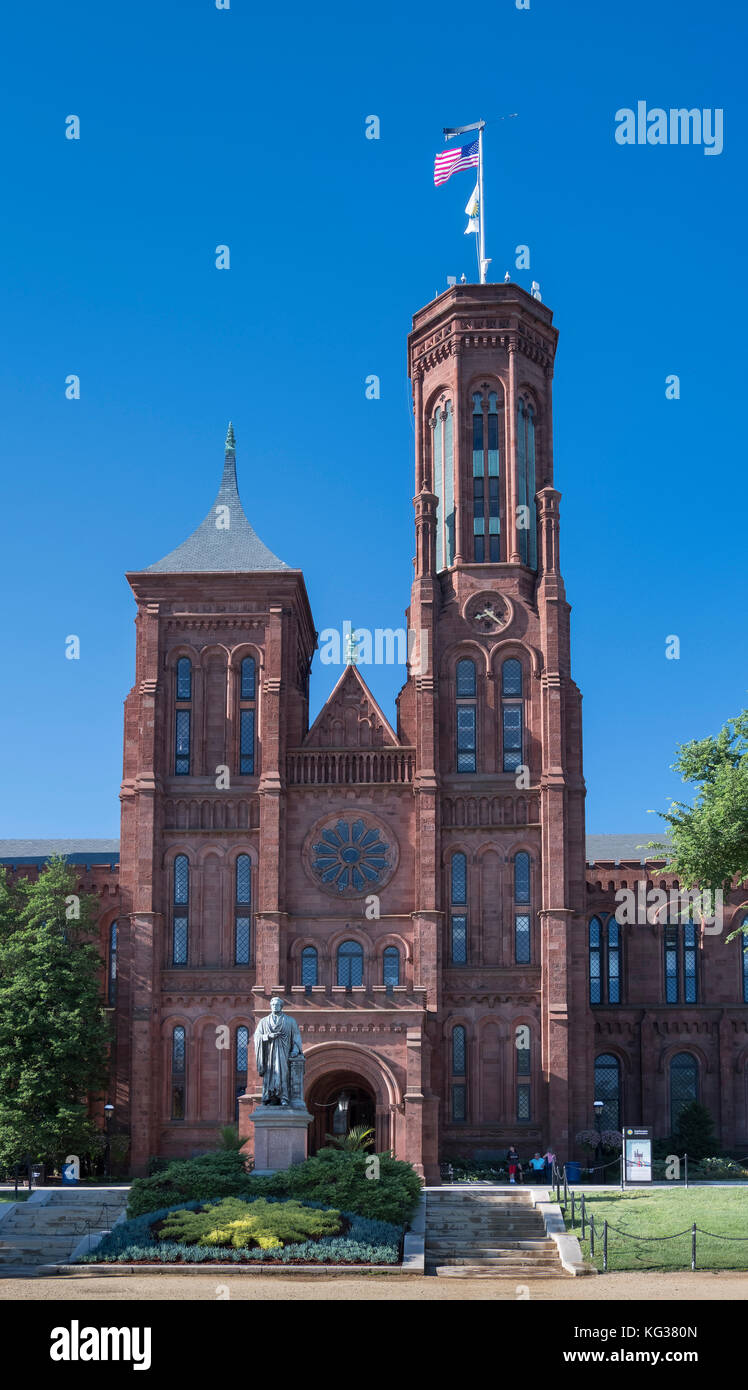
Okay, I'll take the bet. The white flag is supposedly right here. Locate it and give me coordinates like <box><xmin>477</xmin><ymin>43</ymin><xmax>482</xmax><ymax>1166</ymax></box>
<box><xmin>464</xmin><ymin>182</ymin><xmax>479</xmax><ymax>235</ymax></box>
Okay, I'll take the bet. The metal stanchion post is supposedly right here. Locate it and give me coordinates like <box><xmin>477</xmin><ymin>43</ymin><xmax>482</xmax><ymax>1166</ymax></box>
<box><xmin>590</xmin><ymin>1213</ymin><xmax>595</xmax><ymax>1258</ymax></box>
<box><xmin>620</xmin><ymin>1150</ymin><xmax>624</xmax><ymax>1191</ymax></box>
<box><xmin>563</xmin><ymin>1166</ymin><xmax>568</xmax><ymax>1211</ymax></box>
<box><xmin>684</xmin><ymin>1152</ymin><xmax>688</xmax><ymax>1189</ymax></box>
<box><xmin>571</xmin><ymin>1190</ymin><xmax>576</xmax><ymax>1225</ymax></box>
<box><xmin>581</xmin><ymin>1193</ymin><xmax>586</xmax><ymax>1241</ymax></box>
<box><xmin>691</xmin><ymin>1222</ymin><xmax>696</xmax><ymax>1271</ymax></box>
<box><xmin>603</xmin><ymin>1219</ymin><xmax>608</xmax><ymax>1272</ymax></box>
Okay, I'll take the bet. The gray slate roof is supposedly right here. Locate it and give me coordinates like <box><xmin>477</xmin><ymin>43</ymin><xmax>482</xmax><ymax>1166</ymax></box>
<box><xmin>585</xmin><ymin>834</ymin><xmax>671</xmax><ymax>865</ymax></box>
<box><xmin>0</xmin><ymin>835</ymin><xmax>670</xmax><ymax>868</ymax></box>
<box><xmin>0</xmin><ymin>840</ymin><xmax>120</xmax><ymax>866</ymax></box>
<box><xmin>143</xmin><ymin>428</ymin><xmax>289</xmax><ymax>573</ymax></box>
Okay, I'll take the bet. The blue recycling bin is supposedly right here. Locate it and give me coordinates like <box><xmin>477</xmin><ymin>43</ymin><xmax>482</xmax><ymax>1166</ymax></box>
<box><xmin>565</xmin><ymin>1161</ymin><xmax>582</xmax><ymax>1183</ymax></box>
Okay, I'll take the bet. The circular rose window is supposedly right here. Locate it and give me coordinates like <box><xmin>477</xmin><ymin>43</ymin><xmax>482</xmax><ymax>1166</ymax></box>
<box><xmin>308</xmin><ymin>816</ymin><xmax>395</xmax><ymax>896</ymax></box>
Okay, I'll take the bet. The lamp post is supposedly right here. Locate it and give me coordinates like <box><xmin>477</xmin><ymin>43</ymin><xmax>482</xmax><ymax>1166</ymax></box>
<box><xmin>103</xmin><ymin>1103</ymin><xmax>114</xmax><ymax>1179</ymax></box>
<box><xmin>593</xmin><ymin>1099</ymin><xmax>605</xmax><ymax>1173</ymax></box>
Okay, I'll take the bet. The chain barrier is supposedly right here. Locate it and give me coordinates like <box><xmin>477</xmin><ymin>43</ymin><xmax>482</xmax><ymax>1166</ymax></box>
<box><xmin>568</xmin><ymin>1200</ymin><xmax>748</xmax><ymax>1272</ymax></box>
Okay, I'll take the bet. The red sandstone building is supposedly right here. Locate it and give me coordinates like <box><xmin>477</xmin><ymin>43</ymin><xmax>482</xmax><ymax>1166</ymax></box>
<box><xmin>3</xmin><ymin>283</ymin><xmax>747</xmax><ymax>1177</ymax></box>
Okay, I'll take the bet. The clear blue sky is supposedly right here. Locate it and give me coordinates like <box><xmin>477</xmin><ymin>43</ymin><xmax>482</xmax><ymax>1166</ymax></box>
<box><xmin>1</xmin><ymin>0</ymin><xmax>745</xmax><ymax>838</ymax></box>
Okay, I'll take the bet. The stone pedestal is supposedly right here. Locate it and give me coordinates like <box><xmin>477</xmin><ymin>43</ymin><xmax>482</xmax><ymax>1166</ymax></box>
<box><xmin>250</xmin><ymin>1105</ymin><xmax>313</xmax><ymax>1176</ymax></box>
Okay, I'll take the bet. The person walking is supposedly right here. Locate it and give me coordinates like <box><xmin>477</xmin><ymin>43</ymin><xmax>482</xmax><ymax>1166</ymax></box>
<box><xmin>543</xmin><ymin>1146</ymin><xmax>556</xmax><ymax>1183</ymax></box>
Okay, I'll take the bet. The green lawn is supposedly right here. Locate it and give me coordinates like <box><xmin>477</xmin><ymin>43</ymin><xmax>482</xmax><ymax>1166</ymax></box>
<box><xmin>566</xmin><ymin>1188</ymin><xmax>748</xmax><ymax>1271</ymax></box>
<box><xmin>0</xmin><ymin>1193</ymin><xmax>28</xmax><ymax>1203</ymax></box>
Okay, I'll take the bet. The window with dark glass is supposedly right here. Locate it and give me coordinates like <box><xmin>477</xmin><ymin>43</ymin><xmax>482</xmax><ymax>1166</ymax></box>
<box><xmin>235</xmin><ymin>1025</ymin><xmax>249</xmax><ymax>1121</ymax></box>
<box><xmin>450</xmin><ymin>852</ymin><xmax>468</xmax><ymax>964</ymax></box>
<box><xmin>337</xmin><ymin>939</ymin><xmax>364</xmax><ymax>988</ymax></box>
<box><xmin>451</xmin><ymin>1025</ymin><xmax>467</xmax><ymax>1122</ymax></box>
<box><xmin>235</xmin><ymin>854</ymin><xmax>251</xmax><ymax>965</ymax></box>
<box><xmin>594</xmin><ymin>1052</ymin><xmax>620</xmax><ymax>1132</ymax></box>
<box><xmin>173</xmin><ymin>855</ymin><xmax>189</xmax><ymax>965</ymax></box>
<box><xmin>670</xmin><ymin>1052</ymin><xmax>698</xmax><ymax>1134</ymax></box>
<box><xmin>456</xmin><ymin>658</ymin><xmax>477</xmax><ymax>772</ymax></box>
<box><xmin>238</xmin><ymin>655</ymin><xmax>256</xmax><ymax>774</ymax></box>
<box><xmin>516</xmin><ymin>1026</ymin><xmax>531</xmax><ymax>1121</ymax></box>
<box><xmin>175</xmin><ymin>660</ymin><xmax>191</xmax><ymax>775</ymax></box>
<box><xmin>301</xmin><ymin>946</ymin><xmax>318</xmax><ymax>989</ymax></box>
<box><xmin>501</xmin><ymin>659</ymin><xmax>523</xmax><ymax>773</ymax></box>
<box><xmin>383</xmin><ymin>946</ymin><xmax>400</xmax><ymax>989</ymax></box>
<box><xmin>172</xmin><ymin>1025</ymin><xmax>186</xmax><ymax>1120</ymax></box>
<box><xmin>590</xmin><ymin>916</ymin><xmax>621</xmax><ymax>1004</ymax></box>
<box><xmin>513</xmin><ymin>850</ymin><xmax>531</xmax><ymax>965</ymax></box>
<box><xmin>472</xmin><ymin>391</ymin><xmax>501</xmax><ymax>561</ymax></box>
<box><xmin>517</xmin><ymin>400</ymin><xmax>537</xmax><ymax>570</ymax></box>
<box><xmin>107</xmin><ymin>921</ymin><xmax>117</xmax><ymax>1006</ymax></box>
<box><xmin>665</xmin><ymin>919</ymin><xmax>698</xmax><ymax>1004</ymax></box>
<box><xmin>433</xmin><ymin>401</ymin><xmax>455</xmax><ymax>573</ymax></box>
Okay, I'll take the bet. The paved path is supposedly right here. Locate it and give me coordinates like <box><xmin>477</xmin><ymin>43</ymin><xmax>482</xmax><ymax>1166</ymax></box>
<box><xmin>1</xmin><ymin>1270</ymin><xmax>747</xmax><ymax>1300</ymax></box>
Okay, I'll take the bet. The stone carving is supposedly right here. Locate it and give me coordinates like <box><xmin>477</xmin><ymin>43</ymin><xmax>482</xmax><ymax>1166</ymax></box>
<box><xmin>253</xmin><ymin>997</ymin><xmax>304</xmax><ymax>1107</ymax></box>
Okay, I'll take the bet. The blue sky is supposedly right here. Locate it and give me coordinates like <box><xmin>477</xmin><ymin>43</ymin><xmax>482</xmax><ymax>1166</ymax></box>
<box><xmin>0</xmin><ymin>0</ymin><xmax>745</xmax><ymax>838</ymax></box>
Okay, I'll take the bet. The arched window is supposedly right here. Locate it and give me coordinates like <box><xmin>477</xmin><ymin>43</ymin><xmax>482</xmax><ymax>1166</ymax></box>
<box><xmin>514</xmin><ymin>851</ymin><xmax>531</xmax><ymax>964</ymax></box>
<box><xmin>235</xmin><ymin>1026</ymin><xmax>249</xmax><ymax>1121</ymax></box>
<box><xmin>171</xmin><ymin>1026</ymin><xmax>186</xmax><ymax>1120</ymax></box>
<box><xmin>301</xmin><ymin>946</ymin><xmax>318</xmax><ymax>989</ymax></box>
<box><xmin>337</xmin><ymin>940</ymin><xmax>364</xmax><ymax>988</ymax></box>
<box><xmin>451</xmin><ymin>1025</ymin><xmax>466</xmax><ymax>1121</ymax></box>
<box><xmin>589</xmin><ymin>916</ymin><xmax>621</xmax><ymax>1004</ymax></box>
<box><xmin>455</xmin><ymin>658</ymin><xmax>477</xmax><ymax>772</ymax></box>
<box><xmin>173</xmin><ymin>856</ymin><xmax>189</xmax><ymax>966</ymax></box>
<box><xmin>107</xmin><ymin>920</ymin><xmax>117</xmax><ymax>1006</ymax></box>
<box><xmin>432</xmin><ymin>401</ymin><xmax>455</xmax><ymax>572</ymax></box>
<box><xmin>450</xmin><ymin>852</ymin><xmax>468</xmax><ymax>964</ymax></box>
<box><xmin>501</xmin><ymin>659</ymin><xmax>523</xmax><ymax>773</ymax></box>
<box><xmin>235</xmin><ymin>855</ymin><xmax>251</xmax><ymax>965</ymax></box>
<box><xmin>471</xmin><ymin>390</ymin><xmax>501</xmax><ymax>562</ymax></box>
<box><xmin>517</xmin><ymin>400</ymin><xmax>537</xmax><ymax>569</ymax></box>
<box><xmin>175</xmin><ymin>659</ymin><xmax>191</xmax><ymax>775</ymax></box>
<box><xmin>238</xmin><ymin>656</ymin><xmax>256</xmax><ymax>775</ymax></box>
<box><xmin>515</xmin><ymin>1025</ymin><xmax>531</xmax><ymax>1121</ymax></box>
<box><xmin>670</xmin><ymin>1053</ymin><xmax>699</xmax><ymax>1134</ymax></box>
<box><xmin>383</xmin><ymin>946</ymin><xmax>400</xmax><ymax>989</ymax></box>
<box><xmin>594</xmin><ymin>1053</ymin><xmax>620</xmax><ymax>1132</ymax></box>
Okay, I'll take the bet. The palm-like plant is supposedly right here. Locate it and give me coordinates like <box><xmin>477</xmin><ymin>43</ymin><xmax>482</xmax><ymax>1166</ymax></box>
<box><xmin>323</xmin><ymin>1125</ymin><xmax>375</xmax><ymax>1152</ymax></box>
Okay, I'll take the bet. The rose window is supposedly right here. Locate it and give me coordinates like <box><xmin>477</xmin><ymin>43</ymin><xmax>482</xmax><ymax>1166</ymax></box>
<box><xmin>311</xmin><ymin>819</ymin><xmax>390</xmax><ymax>893</ymax></box>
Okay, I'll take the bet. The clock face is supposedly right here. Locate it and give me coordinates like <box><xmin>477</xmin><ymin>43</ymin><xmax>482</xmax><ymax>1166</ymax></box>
<box><xmin>465</xmin><ymin>592</ymin><xmax>509</xmax><ymax>633</ymax></box>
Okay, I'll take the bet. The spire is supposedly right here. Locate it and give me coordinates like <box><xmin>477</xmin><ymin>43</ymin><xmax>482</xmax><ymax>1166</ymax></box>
<box><xmin>143</xmin><ymin>425</ymin><xmax>289</xmax><ymax>573</ymax></box>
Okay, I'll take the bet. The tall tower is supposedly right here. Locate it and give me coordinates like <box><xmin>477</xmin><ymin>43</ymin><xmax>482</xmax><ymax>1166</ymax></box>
<box><xmin>117</xmin><ymin>426</ymin><xmax>315</xmax><ymax>1173</ymax></box>
<box><xmin>398</xmin><ymin>282</ymin><xmax>588</xmax><ymax>1155</ymax></box>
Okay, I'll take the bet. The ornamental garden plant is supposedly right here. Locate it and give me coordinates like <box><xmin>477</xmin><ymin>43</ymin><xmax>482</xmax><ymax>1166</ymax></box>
<box><xmin>76</xmin><ymin>1194</ymin><xmax>403</xmax><ymax>1266</ymax></box>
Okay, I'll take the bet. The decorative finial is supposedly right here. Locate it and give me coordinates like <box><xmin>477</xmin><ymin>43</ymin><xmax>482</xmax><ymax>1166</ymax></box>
<box><xmin>225</xmin><ymin>421</ymin><xmax>236</xmax><ymax>454</ymax></box>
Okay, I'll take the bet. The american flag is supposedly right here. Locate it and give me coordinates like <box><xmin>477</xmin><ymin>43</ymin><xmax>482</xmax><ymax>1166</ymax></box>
<box><xmin>434</xmin><ymin>139</ymin><xmax>479</xmax><ymax>186</ymax></box>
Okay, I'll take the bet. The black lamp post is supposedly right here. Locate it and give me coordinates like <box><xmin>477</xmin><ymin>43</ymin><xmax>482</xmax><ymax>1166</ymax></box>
<box><xmin>593</xmin><ymin>1099</ymin><xmax>605</xmax><ymax>1169</ymax></box>
<box><xmin>103</xmin><ymin>1103</ymin><xmax>114</xmax><ymax>1178</ymax></box>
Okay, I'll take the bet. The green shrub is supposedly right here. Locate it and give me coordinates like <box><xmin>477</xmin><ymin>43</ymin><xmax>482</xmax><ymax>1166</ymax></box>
<box><xmin>77</xmin><ymin>1196</ymin><xmax>401</xmax><ymax>1265</ymax></box>
<box><xmin>158</xmin><ymin>1197</ymin><xmax>342</xmax><ymax>1250</ymax></box>
<box><xmin>127</xmin><ymin>1147</ymin><xmax>421</xmax><ymax>1226</ymax></box>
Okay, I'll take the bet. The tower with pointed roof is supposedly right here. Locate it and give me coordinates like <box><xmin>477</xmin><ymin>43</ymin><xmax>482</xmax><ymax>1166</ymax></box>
<box><xmin>117</xmin><ymin>426</ymin><xmax>315</xmax><ymax>1172</ymax></box>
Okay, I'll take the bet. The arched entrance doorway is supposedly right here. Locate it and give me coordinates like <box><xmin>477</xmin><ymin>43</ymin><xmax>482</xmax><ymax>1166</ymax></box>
<box><xmin>307</xmin><ymin>1070</ymin><xmax>376</xmax><ymax>1154</ymax></box>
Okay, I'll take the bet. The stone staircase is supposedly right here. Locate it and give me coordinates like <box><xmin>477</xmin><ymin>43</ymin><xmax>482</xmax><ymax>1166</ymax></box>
<box><xmin>425</xmin><ymin>1188</ymin><xmax>567</xmax><ymax>1278</ymax></box>
<box><xmin>0</xmin><ymin>1189</ymin><xmax>129</xmax><ymax>1269</ymax></box>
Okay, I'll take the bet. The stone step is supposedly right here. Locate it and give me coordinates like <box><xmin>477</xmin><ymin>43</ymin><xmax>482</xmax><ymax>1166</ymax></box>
<box><xmin>433</xmin><ymin>1264</ymin><xmax>567</xmax><ymax>1279</ymax></box>
<box><xmin>427</xmin><ymin>1240</ymin><xmax>556</xmax><ymax>1252</ymax></box>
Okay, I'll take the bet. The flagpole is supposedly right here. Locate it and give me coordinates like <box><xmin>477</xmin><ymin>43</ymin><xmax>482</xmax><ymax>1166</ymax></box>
<box><xmin>478</xmin><ymin>121</ymin><xmax>486</xmax><ymax>284</ymax></box>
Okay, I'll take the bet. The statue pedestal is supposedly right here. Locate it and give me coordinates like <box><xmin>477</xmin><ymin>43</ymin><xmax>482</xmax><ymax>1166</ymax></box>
<box><xmin>249</xmin><ymin>1105</ymin><xmax>313</xmax><ymax>1176</ymax></box>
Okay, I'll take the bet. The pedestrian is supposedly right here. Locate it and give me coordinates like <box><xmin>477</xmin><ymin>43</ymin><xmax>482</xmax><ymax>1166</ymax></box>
<box><xmin>543</xmin><ymin>1146</ymin><xmax>556</xmax><ymax>1182</ymax></box>
<box><xmin>506</xmin><ymin>1144</ymin><xmax>522</xmax><ymax>1184</ymax></box>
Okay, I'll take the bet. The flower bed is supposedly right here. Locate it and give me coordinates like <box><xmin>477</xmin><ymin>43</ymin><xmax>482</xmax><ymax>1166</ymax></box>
<box><xmin>75</xmin><ymin>1195</ymin><xmax>403</xmax><ymax>1266</ymax></box>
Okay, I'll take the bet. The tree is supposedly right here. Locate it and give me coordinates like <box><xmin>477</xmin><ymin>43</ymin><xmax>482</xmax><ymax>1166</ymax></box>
<box><xmin>671</xmin><ymin>1101</ymin><xmax>718</xmax><ymax>1161</ymax></box>
<box><xmin>0</xmin><ymin>858</ymin><xmax>111</xmax><ymax>1171</ymax></box>
<box><xmin>652</xmin><ymin>709</ymin><xmax>748</xmax><ymax>940</ymax></box>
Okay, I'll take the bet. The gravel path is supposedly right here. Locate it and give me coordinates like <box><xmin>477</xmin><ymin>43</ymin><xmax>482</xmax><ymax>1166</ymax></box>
<box><xmin>0</xmin><ymin>1270</ymin><xmax>747</xmax><ymax>1300</ymax></box>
